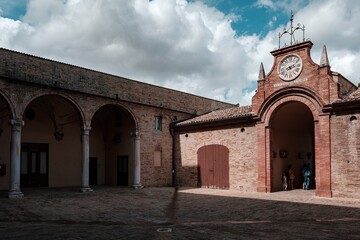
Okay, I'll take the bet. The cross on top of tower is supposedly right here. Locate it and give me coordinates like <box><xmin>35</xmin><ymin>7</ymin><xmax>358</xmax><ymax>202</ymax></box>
<box><xmin>278</xmin><ymin>11</ymin><xmax>306</xmax><ymax>49</ymax></box>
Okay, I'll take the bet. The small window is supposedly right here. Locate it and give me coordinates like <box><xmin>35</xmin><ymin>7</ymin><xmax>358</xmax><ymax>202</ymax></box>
<box><xmin>155</xmin><ymin>116</ymin><xmax>162</xmax><ymax>131</ymax></box>
<box><xmin>154</xmin><ymin>151</ymin><xmax>162</xmax><ymax>167</ymax></box>
<box><xmin>350</xmin><ymin>116</ymin><xmax>357</xmax><ymax>123</ymax></box>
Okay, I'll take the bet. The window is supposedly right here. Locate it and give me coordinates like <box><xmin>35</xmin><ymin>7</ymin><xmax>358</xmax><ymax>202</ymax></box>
<box><xmin>154</xmin><ymin>116</ymin><xmax>162</xmax><ymax>131</ymax></box>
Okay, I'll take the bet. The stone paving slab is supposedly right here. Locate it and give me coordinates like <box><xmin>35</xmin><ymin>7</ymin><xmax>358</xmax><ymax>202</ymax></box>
<box><xmin>0</xmin><ymin>187</ymin><xmax>359</xmax><ymax>239</ymax></box>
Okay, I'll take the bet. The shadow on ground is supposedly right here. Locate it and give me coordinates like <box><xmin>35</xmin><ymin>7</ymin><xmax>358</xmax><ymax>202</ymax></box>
<box><xmin>0</xmin><ymin>186</ymin><xmax>359</xmax><ymax>239</ymax></box>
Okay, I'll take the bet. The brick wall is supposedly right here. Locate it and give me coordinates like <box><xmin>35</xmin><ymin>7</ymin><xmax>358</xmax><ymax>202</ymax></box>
<box><xmin>176</xmin><ymin>124</ymin><xmax>258</xmax><ymax>192</ymax></box>
<box><xmin>331</xmin><ymin>113</ymin><xmax>360</xmax><ymax>198</ymax></box>
<box><xmin>0</xmin><ymin>47</ymin><xmax>236</xmax><ymax>189</ymax></box>
<box><xmin>252</xmin><ymin>41</ymin><xmax>356</xmax><ymax>115</ymax></box>
<box><xmin>0</xmin><ymin>48</ymin><xmax>233</xmax><ymax>116</ymax></box>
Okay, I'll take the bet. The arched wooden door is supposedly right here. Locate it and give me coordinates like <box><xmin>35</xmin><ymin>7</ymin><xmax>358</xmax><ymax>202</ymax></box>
<box><xmin>197</xmin><ymin>144</ymin><xmax>229</xmax><ymax>189</ymax></box>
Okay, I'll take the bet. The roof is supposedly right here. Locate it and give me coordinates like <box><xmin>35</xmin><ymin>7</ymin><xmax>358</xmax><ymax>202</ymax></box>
<box><xmin>334</xmin><ymin>87</ymin><xmax>360</xmax><ymax>104</ymax></box>
<box><xmin>176</xmin><ymin>105</ymin><xmax>253</xmax><ymax>126</ymax></box>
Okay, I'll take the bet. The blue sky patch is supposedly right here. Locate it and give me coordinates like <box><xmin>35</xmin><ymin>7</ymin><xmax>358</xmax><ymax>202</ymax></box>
<box><xmin>0</xmin><ymin>0</ymin><xmax>28</xmax><ymax>20</ymax></box>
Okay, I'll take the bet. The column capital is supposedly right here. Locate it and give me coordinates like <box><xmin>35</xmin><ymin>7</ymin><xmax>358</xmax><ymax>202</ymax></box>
<box><xmin>130</xmin><ymin>129</ymin><xmax>140</xmax><ymax>138</ymax></box>
<box><xmin>81</xmin><ymin>125</ymin><xmax>91</xmax><ymax>135</ymax></box>
<box><xmin>9</xmin><ymin>119</ymin><xmax>24</xmax><ymax>130</ymax></box>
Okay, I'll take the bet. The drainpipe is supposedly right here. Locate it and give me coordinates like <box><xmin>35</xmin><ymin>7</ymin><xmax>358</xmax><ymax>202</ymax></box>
<box><xmin>169</xmin><ymin>121</ymin><xmax>177</xmax><ymax>187</ymax></box>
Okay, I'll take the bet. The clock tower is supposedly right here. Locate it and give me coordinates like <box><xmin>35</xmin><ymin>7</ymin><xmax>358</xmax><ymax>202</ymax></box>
<box><xmin>251</xmin><ymin>13</ymin><xmax>357</xmax><ymax>197</ymax></box>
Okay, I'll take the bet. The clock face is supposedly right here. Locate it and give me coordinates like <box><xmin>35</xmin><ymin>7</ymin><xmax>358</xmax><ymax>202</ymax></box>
<box><xmin>278</xmin><ymin>54</ymin><xmax>303</xmax><ymax>81</ymax></box>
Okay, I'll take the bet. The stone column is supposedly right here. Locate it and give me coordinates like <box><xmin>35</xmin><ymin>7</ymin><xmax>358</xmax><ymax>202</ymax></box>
<box><xmin>132</xmin><ymin>130</ymin><xmax>142</xmax><ymax>189</ymax></box>
<box><xmin>8</xmin><ymin>119</ymin><xmax>24</xmax><ymax>198</ymax></box>
<box><xmin>80</xmin><ymin>125</ymin><xmax>92</xmax><ymax>192</ymax></box>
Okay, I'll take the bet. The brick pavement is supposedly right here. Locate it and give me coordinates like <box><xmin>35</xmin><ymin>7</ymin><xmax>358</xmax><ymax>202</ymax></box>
<box><xmin>0</xmin><ymin>187</ymin><xmax>359</xmax><ymax>239</ymax></box>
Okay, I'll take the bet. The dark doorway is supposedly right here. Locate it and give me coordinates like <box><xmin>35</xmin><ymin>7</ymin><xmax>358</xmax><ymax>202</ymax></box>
<box><xmin>89</xmin><ymin>157</ymin><xmax>98</xmax><ymax>185</ymax></box>
<box><xmin>197</xmin><ymin>144</ymin><xmax>229</xmax><ymax>189</ymax></box>
<box><xmin>20</xmin><ymin>143</ymin><xmax>49</xmax><ymax>187</ymax></box>
<box><xmin>270</xmin><ymin>101</ymin><xmax>315</xmax><ymax>191</ymax></box>
<box><xmin>117</xmin><ymin>155</ymin><xmax>128</xmax><ymax>186</ymax></box>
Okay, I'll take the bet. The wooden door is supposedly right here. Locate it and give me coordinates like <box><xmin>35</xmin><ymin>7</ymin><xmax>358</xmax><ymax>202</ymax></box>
<box><xmin>20</xmin><ymin>143</ymin><xmax>49</xmax><ymax>187</ymax></box>
<box><xmin>117</xmin><ymin>155</ymin><xmax>128</xmax><ymax>186</ymax></box>
<box><xmin>197</xmin><ymin>144</ymin><xmax>229</xmax><ymax>189</ymax></box>
<box><xmin>89</xmin><ymin>157</ymin><xmax>98</xmax><ymax>185</ymax></box>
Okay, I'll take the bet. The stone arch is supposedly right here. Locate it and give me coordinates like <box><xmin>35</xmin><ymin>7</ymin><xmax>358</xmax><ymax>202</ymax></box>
<box><xmin>23</xmin><ymin>93</ymin><xmax>85</xmax><ymax>124</ymax></box>
<box><xmin>256</xmin><ymin>87</ymin><xmax>332</xmax><ymax>197</ymax></box>
<box><xmin>0</xmin><ymin>90</ymin><xmax>17</xmax><ymax>190</ymax></box>
<box><xmin>0</xmin><ymin>89</ymin><xmax>16</xmax><ymax>119</ymax></box>
<box><xmin>20</xmin><ymin>93</ymin><xmax>85</xmax><ymax>188</ymax></box>
<box><xmin>89</xmin><ymin>103</ymin><xmax>138</xmax><ymax>187</ymax></box>
<box><xmin>90</xmin><ymin>102</ymin><xmax>138</xmax><ymax>131</ymax></box>
<box><xmin>258</xmin><ymin>87</ymin><xmax>323</xmax><ymax>123</ymax></box>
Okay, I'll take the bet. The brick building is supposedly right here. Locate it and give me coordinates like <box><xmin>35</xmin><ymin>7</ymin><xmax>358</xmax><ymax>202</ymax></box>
<box><xmin>1</xmin><ymin>39</ymin><xmax>360</xmax><ymax>199</ymax></box>
<box><xmin>0</xmin><ymin>47</ymin><xmax>233</xmax><ymax>198</ymax></box>
<box><xmin>175</xmin><ymin>40</ymin><xmax>360</xmax><ymax>199</ymax></box>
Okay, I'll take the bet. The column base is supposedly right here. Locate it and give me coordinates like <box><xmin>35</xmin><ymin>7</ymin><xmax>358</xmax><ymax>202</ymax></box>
<box><xmin>80</xmin><ymin>187</ymin><xmax>93</xmax><ymax>192</ymax></box>
<box><xmin>315</xmin><ymin>189</ymin><xmax>332</xmax><ymax>198</ymax></box>
<box><xmin>257</xmin><ymin>186</ymin><xmax>267</xmax><ymax>193</ymax></box>
<box><xmin>8</xmin><ymin>191</ymin><xmax>24</xmax><ymax>199</ymax></box>
<box><xmin>132</xmin><ymin>184</ymin><xmax>144</xmax><ymax>189</ymax></box>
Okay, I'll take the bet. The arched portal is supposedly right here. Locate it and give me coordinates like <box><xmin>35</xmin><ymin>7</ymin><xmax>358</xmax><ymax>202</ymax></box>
<box><xmin>90</xmin><ymin>104</ymin><xmax>136</xmax><ymax>186</ymax></box>
<box><xmin>21</xmin><ymin>95</ymin><xmax>83</xmax><ymax>188</ymax></box>
<box><xmin>269</xmin><ymin>101</ymin><xmax>315</xmax><ymax>191</ymax></box>
<box><xmin>0</xmin><ymin>95</ymin><xmax>14</xmax><ymax>190</ymax></box>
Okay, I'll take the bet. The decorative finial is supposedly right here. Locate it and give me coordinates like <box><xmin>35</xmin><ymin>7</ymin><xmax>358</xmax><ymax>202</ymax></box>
<box><xmin>258</xmin><ymin>62</ymin><xmax>265</xmax><ymax>81</ymax></box>
<box><xmin>320</xmin><ymin>45</ymin><xmax>330</xmax><ymax>67</ymax></box>
<box><xmin>278</xmin><ymin>11</ymin><xmax>305</xmax><ymax>49</ymax></box>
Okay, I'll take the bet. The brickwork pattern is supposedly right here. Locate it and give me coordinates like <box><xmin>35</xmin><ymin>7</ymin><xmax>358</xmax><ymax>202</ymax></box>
<box><xmin>176</xmin><ymin>124</ymin><xmax>258</xmax><ymax>192</ymax></box>
<box><xmin>0</xmin><ymin>48</ymin><xmax>233</xmax><ymax>116</ymax></box>
<box><xmin>0</xmin><ymin>47</ymin><xmax>235</xmax><ymax>189</ymax></box>
<box><xmin>331</xmin><ymin>114</ymin><xmax>360</xmax><ymax>199</ymax></box>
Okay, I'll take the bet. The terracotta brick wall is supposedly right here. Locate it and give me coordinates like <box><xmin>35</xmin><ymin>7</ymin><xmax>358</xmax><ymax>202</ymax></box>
<box><xmin>0</xmin><ymin>48</ymin><xmax>233</xmax><ymax>115</ymax></box>
<box><xmin>0</xmin><ymin>47</ymin><xmax>235</xmax><ymax>189</ymax></box>
<box><xmin>331</xmin><ymin>113</ymin><xmax>360</xmax><ymax>198</ymax></box>
<box><xmin>176</xmin><ymin>124</ymin><xmax>258</xmax><ymax>192</ymax></box>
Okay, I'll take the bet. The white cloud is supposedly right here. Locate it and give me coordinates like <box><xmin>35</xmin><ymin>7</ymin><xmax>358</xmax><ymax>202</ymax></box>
<box><xmin>255</xmin><ymin>0</ymin><xmax>276</xmax><ymax>10</ymax></box>
<box><xmin>0</xmin><ymin>0</ymin><xmax>359</xmax><ymax>106</ymax></box>
<box><xmin>0</xmin><ymin>0</ymin><xmax>259</xmax><ymax>105</ymax></box>
<box><xmin>292</xmin><ymin>0</ymin><xmax>360</xmax><ymax>83</ymax></box>
<box><xmin>255</xmin><ymin>0</ymin><xmax>308</xmax><ymax>13</ymax></box>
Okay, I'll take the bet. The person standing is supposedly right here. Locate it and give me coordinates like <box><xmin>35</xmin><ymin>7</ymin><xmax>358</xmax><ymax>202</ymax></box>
<box><xmin>302</xmin><ymin>163</ymin><xmax>311</xmax><ymax>190</ymax></box>
<box><xmin>288</xmin><ymin>165</ymin><xmax>295</xmax><ymax>190</ymax></box>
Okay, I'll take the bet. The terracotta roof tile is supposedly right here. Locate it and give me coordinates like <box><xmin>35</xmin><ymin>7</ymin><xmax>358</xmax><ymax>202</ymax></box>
<box><xmin>334</xmin><ymin>88</ymin><xmax>360</xmax><ymax>103</ymax></box>
<box><xmin>177</xmin><ymin>105</ymin><xmax>253</xmax><ymax>126</ymax></box>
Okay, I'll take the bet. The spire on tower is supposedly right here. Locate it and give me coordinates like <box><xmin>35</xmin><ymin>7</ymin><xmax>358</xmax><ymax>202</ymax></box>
<box><xmin>320</xmin><ymin>45</ymin><xmax>330</xmax><ymax>67</ymax></box>
<box><xmin>258</xmin><ymin>62</ymin><xmax>265</xmax><ymax>81</ymax></box>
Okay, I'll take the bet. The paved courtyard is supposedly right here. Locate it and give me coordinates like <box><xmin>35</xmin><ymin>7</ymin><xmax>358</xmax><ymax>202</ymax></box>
<box><xmin>1</xmin><ymin>186</ymin><xmax>360</xmax><ymax>239</ymax></box>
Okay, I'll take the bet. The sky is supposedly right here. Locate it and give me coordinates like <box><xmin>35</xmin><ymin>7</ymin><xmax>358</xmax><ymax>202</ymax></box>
<box><xmin>0</xmin><ymin>0</ymin><xmax>359</xmax><ymax>105</ymax></box>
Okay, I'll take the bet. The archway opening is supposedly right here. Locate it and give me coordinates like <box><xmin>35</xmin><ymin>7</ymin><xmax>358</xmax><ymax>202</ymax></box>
<box><xmin>90</xmin><ymin>105</ymin><xmax>136</xmax><ymax>186</ymax></box>
<box><xmin>270</xmin><ymin>101</ymin><xmax>315</xmax><ymax>192</ymax></box>
<box><xmin>22</xmin><ymin>95</ymin><xmax>82</xmax><ymax>188</ymax></box>
<box><xmin>0</xmin><ymin>96</ymin><xmax>13</xmax><ymax>190</ymax></box>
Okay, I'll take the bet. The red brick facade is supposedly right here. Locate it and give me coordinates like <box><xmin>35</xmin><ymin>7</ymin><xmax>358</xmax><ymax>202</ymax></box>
<box><xmin>0</xmin><ymin>48</ymin><xmax>233</xmax><ymax>194</ymax></box>
<box><xmin>1</xmin><ymin>41</ymin><xmax>360</xmax><ymax>199</ymax></box>
<box><xmin>176</xmin><ymin>41</ymin><xmax>360</xmax><ymax>199</ymax></box>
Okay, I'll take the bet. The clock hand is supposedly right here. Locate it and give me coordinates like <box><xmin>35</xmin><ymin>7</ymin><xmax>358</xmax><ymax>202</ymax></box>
<box><xmin>286</xmin><ymin>64</ymin><xmax>296</xmax><ymax>71</ymax></box>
